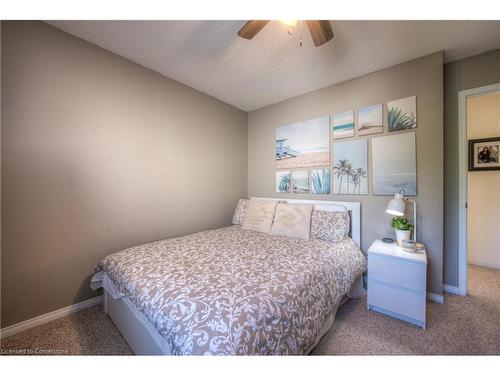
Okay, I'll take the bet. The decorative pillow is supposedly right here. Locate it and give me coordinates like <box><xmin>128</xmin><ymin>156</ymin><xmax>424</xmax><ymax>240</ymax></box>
<box><xmin>232</xmin><ymin>198</ymin><xmax>249</xmax><ymax>225</ymax></box>
<box><xmin>270</xmin><ymin>203</ymin><xmax>314</xmax><ymax>240</ymax></box>
<box><xmin>310</xmin><ymin>209</ymin><xmax>350</xmax><ymax>243</ymax></box>
<box><xmin>241</xmin><ymin>200</ymin><xmax>278</xmax><ymax>234</ymax></box>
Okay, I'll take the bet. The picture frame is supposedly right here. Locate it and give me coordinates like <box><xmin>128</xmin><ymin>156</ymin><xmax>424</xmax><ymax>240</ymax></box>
<box><xmin>292</xmin><ymin>170</ymin><xmax>310</xmax><ymax>194</ymax></box>
<box><xmin>332</xmin><ymin>110</ymin><xmax>355</xmax><ymax>139</ymax></box>
<box><xmin>388</xmin><ymin>96</ymin><xmax>417</xmax><ymax>132</ymax></box>
<box><xmin>275</xmin><ymin>171</ymin><xmax>291</xmax><ymax>193</ymax></box>
<box><xmin>468</xmin><ymin>137</ymin><xmax>500</xmax><ymax>171</ymax></box>
<box><xmin>372</xmin><ymin>132</ymin><xmax>417</xmax><ymax>196</ymax></box>
<box><xmin>311</xmin><ymin>168</ymin><xmax>331</xmax><ymax>194</ymax></box>
<box><xmin>332</xmin><ymin>139</ymin><xmax>368</xmax><ymax>195</ymax></box>
<box><xmin>358</xmin><ymin>104</ymin><xmax>383</xmax><ymax>136</ymax></box>
<box><xmin>275</xmin><ymin>116</ymin><xmax>330</xmax><ymax>169</ymax></box>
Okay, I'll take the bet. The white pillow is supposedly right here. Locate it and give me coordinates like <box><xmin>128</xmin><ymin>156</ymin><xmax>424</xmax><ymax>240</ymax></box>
<box><xmin>241</xmin><ymin>200</ymin><xmax>277</xmax><ymax>234</ymax></box>
<box><xmin>270</xmin><ymin>203</ymin><xmax>314</xmax><ymax>240</ymax></box>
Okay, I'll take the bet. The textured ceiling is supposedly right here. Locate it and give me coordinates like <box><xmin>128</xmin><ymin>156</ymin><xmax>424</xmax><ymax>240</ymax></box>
<box><xmin>47</xmin><ymin>20</ymin><xmax>500</xmax><ymax>111</ymax></box>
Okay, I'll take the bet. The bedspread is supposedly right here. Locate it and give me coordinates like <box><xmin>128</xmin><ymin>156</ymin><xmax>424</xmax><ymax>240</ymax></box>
<box><xmin>94</xmin><ymin>226</ymin><xmax>366</xmax><ymax>355</ymax></box>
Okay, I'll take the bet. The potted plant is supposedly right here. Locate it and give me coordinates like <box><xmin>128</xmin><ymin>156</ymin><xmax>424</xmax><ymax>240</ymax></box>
<box><xmin>391</xmin><ymin>217</ymin><xmax>414</xmax><ymax>241</ymax></box>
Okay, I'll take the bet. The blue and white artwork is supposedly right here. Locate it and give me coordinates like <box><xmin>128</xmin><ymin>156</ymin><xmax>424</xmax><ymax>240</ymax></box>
<box><xmin>276</xmin><ymin>116</ymin><xmax>330</xmax><ymax>169</ymax></box>
<box><xmin>276</xmin><ymin>171</ymin><xmax>291</xmax><ymax>193</ymax></box>
<box><xmin>333</xmin><ymin>139</ymin><xmax>368</xmax><ymax>195</ymax></box>
<box><xmin>311</xmin><ymin>169</ymin><xmax>331</xmax><ymax>194</ymax></box>
<box><xmin>358</xmin><ymin>104</ymin><xmax>383</xmax><ymax>135</ymax></box>
<box><xmin>372</xmin><ymin>132</ymin><xmax>417</xmax><ymax>195</ymax></box>
<box><xmin>332</xmin><ymin>110</ymin><xmax>355</xmax><ymax>139</ymax></box>
<box><xmin>292</xmin><ymin>170</ymin><xmax>310</xmax><ymax>194</ymax></box>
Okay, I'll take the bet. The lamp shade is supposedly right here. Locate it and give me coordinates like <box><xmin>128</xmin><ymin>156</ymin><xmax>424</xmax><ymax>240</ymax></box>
<box><xmin>386</xmin><ymin>193</ymin><xmax>405</xmax><ymax>216</ymax></box>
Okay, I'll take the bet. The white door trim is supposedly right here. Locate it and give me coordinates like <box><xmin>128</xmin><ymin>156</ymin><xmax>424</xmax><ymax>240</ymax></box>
<box><xmin>427</xmin><ymin>292</ymin><xmax>444</xmax><ymax>304</ymax></box>
<box><xmin>457</xmin><ymin>82</ymin><xmax>500</xmax><ymax>296</ymax></box>
<box><xmin>443</xmin><ymin>283</ymin><xmax>460</xmax><ymax>295</ymax></box>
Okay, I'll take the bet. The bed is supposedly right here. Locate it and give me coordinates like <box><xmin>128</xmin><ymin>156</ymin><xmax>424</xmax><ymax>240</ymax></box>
<box><xmin>91</xmin><ymin>198</ymin><xmax>367</xmax><ymax>355</ymax></box>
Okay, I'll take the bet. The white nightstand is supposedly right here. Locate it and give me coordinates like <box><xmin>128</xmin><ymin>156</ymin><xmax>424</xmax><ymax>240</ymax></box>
<box><xmin>367</xmin><ymin>239</ymin><xmax>427</xmax><ymax>328</ymax></box>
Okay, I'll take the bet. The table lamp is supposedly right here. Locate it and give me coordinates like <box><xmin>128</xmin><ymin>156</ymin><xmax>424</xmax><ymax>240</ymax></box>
<box><xmin>385</xmin><ymin>190</ymin><xmax>417</xmax><ymax>242</ymax></box>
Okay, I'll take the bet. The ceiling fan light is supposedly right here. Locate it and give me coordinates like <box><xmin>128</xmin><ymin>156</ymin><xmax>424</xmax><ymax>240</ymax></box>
<box><xmin>279</xmin><ymin>20</ymin><xmax>297</xmax><ymax>27</ymax></box>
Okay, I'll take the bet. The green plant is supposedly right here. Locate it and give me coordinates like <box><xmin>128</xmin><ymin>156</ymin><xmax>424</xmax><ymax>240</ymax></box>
<box><xmin>391</xmin><ymin>217</ymin><xmax>414</xmax><ymax>231</ymax></box>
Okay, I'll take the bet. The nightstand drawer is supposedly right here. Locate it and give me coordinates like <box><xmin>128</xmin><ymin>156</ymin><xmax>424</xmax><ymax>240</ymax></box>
<box><xmin>368</xmin><ymin>254</ymin><xmax>426</xmax><ymax>292</ymax></box>
<box><xmin>368</xmin><ymin>281</ymin><xmax>425</xmax><ymax>323</ymax></box>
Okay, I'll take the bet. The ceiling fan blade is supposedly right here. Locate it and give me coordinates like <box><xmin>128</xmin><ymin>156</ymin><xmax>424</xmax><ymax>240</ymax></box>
<box><xmin>306</xmin><ymin>20</ymin><xmax>334</xmax><ymax>47</ymax></box>
<box><xmin>237</xmin><ymin>20</ymin><xmax>270</xmax><ymax>39</ymax></box>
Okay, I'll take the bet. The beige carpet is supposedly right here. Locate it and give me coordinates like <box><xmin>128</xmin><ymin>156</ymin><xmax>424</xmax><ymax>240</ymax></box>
<box><xmin>2</xmin><ymin>265</ymin><xmax>499</xmax><ymax>355</ymax></box>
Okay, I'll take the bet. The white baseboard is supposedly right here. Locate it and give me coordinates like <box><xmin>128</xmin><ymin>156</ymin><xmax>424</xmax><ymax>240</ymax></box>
<box><xmin>0</xmin><ymin>295</ymin><xmax>103</xmax><ymax>339</ymax></box>
<box><xmin>443</xmin><ymin>283</ymin><xmax>461</xmax><ymax>295</ymax></box>
<box><xmin>468</xmin><ymin>258</ymin><xmax>500</xmax><ymax>270</ymax></box>
<box><xmin>426</xmin><ymin>292</ymin><xmax>444</xmax><ymax>304</ymax></box>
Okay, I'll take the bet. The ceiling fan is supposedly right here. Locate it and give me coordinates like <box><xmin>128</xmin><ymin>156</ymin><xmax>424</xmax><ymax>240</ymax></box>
<box><xmin>237</xmin><ymin>20</ymin><xmax>334</xmax><ymax>47</ymax></box>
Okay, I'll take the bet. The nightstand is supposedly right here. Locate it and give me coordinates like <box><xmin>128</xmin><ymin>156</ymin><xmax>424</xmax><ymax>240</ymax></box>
<box><xmin>367</xmin><ymin>239</ymin><xmax>427</xmax><ymax>328</ymax></box>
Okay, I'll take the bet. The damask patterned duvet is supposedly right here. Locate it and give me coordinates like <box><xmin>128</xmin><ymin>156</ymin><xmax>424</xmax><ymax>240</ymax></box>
<box><xmin>94</xmin><ymin>225</ymin><xmax>366</xmax><ymax>355</ymax></box>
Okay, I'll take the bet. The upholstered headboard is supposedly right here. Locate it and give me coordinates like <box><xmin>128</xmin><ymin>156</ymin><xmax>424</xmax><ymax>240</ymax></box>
<box><xmin>250</xmin><ymin>197</ymin><xmax>361</xmax><ymax>247</ymax></box>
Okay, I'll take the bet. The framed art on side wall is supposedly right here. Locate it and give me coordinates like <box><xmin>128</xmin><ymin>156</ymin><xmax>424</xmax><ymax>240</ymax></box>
<box><xmin>469</xmin><ymin>137</ymin><xmax>500</xmax><ymax>171</ymax></box>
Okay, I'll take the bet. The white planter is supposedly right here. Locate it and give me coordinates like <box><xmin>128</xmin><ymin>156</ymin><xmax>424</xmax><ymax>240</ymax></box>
<box><xmin>395</xmin><ymin>229</ymin><xmax>411</xmax><ymax>241</ymax></box>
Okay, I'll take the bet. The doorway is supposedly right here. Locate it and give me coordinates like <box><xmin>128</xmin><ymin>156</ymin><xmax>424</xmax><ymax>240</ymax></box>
<box><xmin>458</xmin><ymin>83</ymin><xmax>500</xmax><ymax>296</ymax></box>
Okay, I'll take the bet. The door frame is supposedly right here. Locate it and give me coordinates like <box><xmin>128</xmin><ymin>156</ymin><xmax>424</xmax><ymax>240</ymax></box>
<box><xmin>457</xmin><ymin>82</ymin><xmax>500</xmax><ymax>296</ymax></box>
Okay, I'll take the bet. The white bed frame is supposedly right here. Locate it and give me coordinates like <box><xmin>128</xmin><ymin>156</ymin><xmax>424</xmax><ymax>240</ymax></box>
<box><xmin>102</xmin><ymin>198</ymin><xmax>363</xmax><ymax>355</ymax></box>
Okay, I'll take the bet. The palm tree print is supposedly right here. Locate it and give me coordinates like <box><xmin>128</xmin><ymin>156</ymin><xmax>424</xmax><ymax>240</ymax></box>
<box><xmin>351</xmin><ymin>167</ymin><xmax>367</xmax><ymax>194</ymax></box>
<box><xmin>334</xmin><ymin>160</ymin><xmax>367</xmax><ymax>194</ymax></box>
<box><xmin>333</xmin><ymin>159</ymin><xmax>352</xmax><ymax>194</ymax></box>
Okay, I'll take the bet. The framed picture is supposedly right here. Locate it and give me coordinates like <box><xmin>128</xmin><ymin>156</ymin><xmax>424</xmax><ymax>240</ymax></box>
<box><xmin>358</xmin><ymin>104</ymin><xmax>383</xmax><ymax>136</ymax></box>
<box><xmin>468</xmin><ymin>137</ymin><xmax>500</xmax><ymax>171</ymax></box>
<box><xmin>332</xmin><ymin>139</ymin><xmax>368</xmax><ymax>195</ymax></box>
<box><xmin>332</xmin><ymin>110</ymin><xmax>355</xmax><ymax>139</ymax></box>
<box><xmin>311</xmin><ymin>168</ymin><xmax>331</xmax><ymax>194</ymax></box>
<box><xmin>276</xmin><ymin>171</ymin><xmax>291</xmax><ymax>193</ymax></box>
<box><xmin>292</xmin><ymin>170</ymin><xmax>310</xmax><ymax>194</ymax></box>
<box><xmin>372</xmin><ymin>132</ymin><xmax>417</xmax><ymax>195</ymax></box>
<box><xmin>275</xmin><ymin>116</ymin><xmax>330</xmax><ymax>169</ymax></box>
<box><xmin>388</xmin><ymin>96</ymin><xmax>417</xmax><ymax>131</ymax></box>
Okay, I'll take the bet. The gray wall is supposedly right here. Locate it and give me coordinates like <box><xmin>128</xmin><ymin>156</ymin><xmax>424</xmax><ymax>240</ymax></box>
<box><xmin>1</xmin><ymin>21</ymin><xmax>247</xmax><ymax>327</ymax></box>
<box><xmin>248</xmin><ymin>52</ymin><xmax>444</xmax><ymax>295</ymax></box>
<box><xmin>443</xmin><ymin>49</ymin><xmax>500</xmax><ymax>287</ymax></box>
